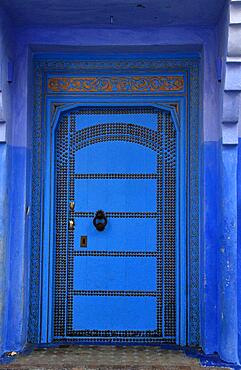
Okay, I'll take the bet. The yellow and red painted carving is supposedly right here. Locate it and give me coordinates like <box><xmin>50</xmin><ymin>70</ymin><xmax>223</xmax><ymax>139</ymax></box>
<box><xmin>48</xmin><ymin>76</ymin><xmax>184</xmax><ymax>93</ymax></box>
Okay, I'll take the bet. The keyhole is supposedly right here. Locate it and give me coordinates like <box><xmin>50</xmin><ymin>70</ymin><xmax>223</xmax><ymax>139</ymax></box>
<box><xmin>80</xmin><ymin>236</ymin><xmax>87</xmax><ymax>247</ymax></box>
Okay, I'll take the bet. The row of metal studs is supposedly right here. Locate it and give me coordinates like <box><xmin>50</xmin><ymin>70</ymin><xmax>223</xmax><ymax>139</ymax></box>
<box><xmin>72</xmin><ymin>290</ymin><xmax>157</xmax><ymax>297</ymax></box>
<box><xmin>74</xmin><ymin>173</ymin><xmax>158</xmax><ymax>179</ymax></box>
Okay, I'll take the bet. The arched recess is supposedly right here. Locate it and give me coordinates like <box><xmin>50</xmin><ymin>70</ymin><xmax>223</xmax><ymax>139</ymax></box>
<box><xmin>29</xmin><ymin>57</ymin><xmax>200</xmax><ymax>347</ymax></box>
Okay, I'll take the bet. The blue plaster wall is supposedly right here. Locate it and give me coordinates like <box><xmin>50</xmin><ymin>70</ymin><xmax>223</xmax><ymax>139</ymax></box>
<box><xmin>214</xmin><ymin>2</ymin><xmax>241</xmax><ymax>364</ymax></box>
<box><xmin>220</xmin><ymin>146</ymin><xmax>239</xmax><ymax>363</ymax></box>
<box><xmin>0</xmin><ymin>6</ymin><xmax>15</xmax><ymax>356</ymax></box>
<box><xmin>14</xmin><ymin>25</ymin><xmax>220</xmax><ymax>143</ymax></box>
<box><xmin>5</xmin><ymin>146</ymin><xmax>30</xmax><ymax>351</ymax></box>
<box><xmin>5</xmin><ymin>46</ymin><xmax>32</xmax><ymax>353</ymax></box>
<box><xmin>0</xmin><ymin>6</ymin><xmax>32</xmax><ymax>355</ymax></box>
<box><xmin>200</xmin><ymin>141</ymin><xmax>220</xmax><ymax>355</ymax></box>
<box><xmin>237</xmin><ymin>81</ymin><xmax>241</xmax><ymax>364</ymax></box>
<box><xmin>237</xmin><ymin>138</ymin><xmax>241</xmax><ymax>362</ymax></box>
<box><xmin>198</xmin><ymin>3</ymin><xmax>228</xmax><ymax>357</ymax></box>
<box><xmin>0</xmin><ymin>6</ymin><xmax>236</xmax><ymax>365</ymax></box>
<box><xmin>0</xmin><ymin>142</ymin><xmax>8</xmax><ymax>356</ymax></box>
<box><xmin>4</xmin><ymin>24</ymin><xmax>220</xmax><ymax>354</ymax></box>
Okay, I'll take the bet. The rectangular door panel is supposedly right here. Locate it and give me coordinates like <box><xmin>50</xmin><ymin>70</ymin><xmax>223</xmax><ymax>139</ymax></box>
<box><xmin>74</xmin><ymin>179</ymin><xmax>157</xmax><ymax>212</ymax></box>
<box><xmin>75</xmin><ymin>142</ymin><xmax>157</xmax><ymax>174</ymax></box>
<box><xmin>73</xmin><ymin>296</ymin><xmax>157</xmax><ymax>331</ymax></box>
<box><xmin>74</xmin><ymin>217</ymin><xmax>157</xmax><ymax>251</ymax></box>
<box><xmin>73</xmin><ymin>256</ymin><xmax>157</xmax><ymax>291</ymax></box>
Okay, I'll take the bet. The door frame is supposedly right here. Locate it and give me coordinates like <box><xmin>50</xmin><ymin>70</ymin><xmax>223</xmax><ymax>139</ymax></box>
<box><xmin>29</xmin><ymin>55</ymin><xmax>200</xmax><ymax>347</ymax></box>
<box><xmin>50</xmin><ymin>102</ymin><xmax>181</xmax><ymax>344</ymax></box>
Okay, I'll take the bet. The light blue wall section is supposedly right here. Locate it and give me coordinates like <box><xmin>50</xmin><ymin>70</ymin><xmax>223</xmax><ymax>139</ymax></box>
<box><xmin>0</xmin><ymin>0</ymin><xmax>226</xmax><ymax>29</ymax></box>
<box><xmin>12</xmin><ymin>25</ymin><xmax>220</xmax><ymax>147</ymax></box>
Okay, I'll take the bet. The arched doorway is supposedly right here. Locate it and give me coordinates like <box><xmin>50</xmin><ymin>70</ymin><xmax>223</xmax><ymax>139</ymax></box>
<box><xmin>54</xmin><ymin>106</ymin><xmax>177</xmax><ymax>343</ymax></box>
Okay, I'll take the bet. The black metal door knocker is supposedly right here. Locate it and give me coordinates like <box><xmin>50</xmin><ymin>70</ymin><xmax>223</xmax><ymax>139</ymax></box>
<box><xmin>93</xmin><ymin>210</ymin><xmax>108</xmax><ymax>231</ymax></box>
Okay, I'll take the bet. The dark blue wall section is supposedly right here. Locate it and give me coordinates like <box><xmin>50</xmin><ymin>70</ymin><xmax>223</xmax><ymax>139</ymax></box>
<box><xmin>201</xmin><ymin>141</ymin><xmax>240</xmax><ymax>365</ymax></box>
<box><xmin>200</xmin><ymin>141</ymin><xmax>220</xmax><ymax>354</ymax></box>
<box><xmin>5</xmin><ymin>146</ymin><xmax>29</xmax><ymax>352</ymax></box>
<box><xmin>237</xmin><ymin>138</ymin><xmax>241</xmax><ymax>363</ymax></box>
<box><xmin>0</xmin><ymin>146</ymin><xmax>30</xmax><ymax>355</ymax></box>
<box><xmin>5</xmin><ymin>140</ymin><xmax>238</xmax><ymax>362</ymax></box>
<box><xmin>0</xmin><ymin>144</ymin><xmax>8</xmax><ymax>355</ymax></box>
<box><xmin>219</xmin><ymin>145</ymin><xmax>238</xmax><ymax>364</ymax></box>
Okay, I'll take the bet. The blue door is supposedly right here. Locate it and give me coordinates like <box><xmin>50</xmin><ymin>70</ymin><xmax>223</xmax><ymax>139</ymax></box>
<box><xmin>54</xmin><ymin>106</ymin><xmax>177</xmax><ymax>343</ymax></box>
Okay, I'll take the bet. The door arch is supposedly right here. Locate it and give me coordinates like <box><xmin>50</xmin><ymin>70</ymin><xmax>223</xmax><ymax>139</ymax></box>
<box><xmin>53</xmin><ymin>106</ymin><xmax>179</xmax><ymax>343</ymax></box>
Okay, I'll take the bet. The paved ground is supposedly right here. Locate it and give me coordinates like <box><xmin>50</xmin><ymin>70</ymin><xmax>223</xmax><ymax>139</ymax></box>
<box><xmin>0</xmin><ymin>346</ymin><xmax>231</xmax><ymax>370</ymax></box>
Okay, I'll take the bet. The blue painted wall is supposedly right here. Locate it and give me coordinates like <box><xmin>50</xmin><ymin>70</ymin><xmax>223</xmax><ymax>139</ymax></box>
<box><xmin>1</xmin><ymin>1</ymin><xmax>241</xmax><ymax>366</ymax></box>
<box><xmin>0</xmin><ymin>6</ymin><xmax>15</xmax><ymax>356</ymax></box>
<box><xmin>200</xmin><ymin>141</ymin><xmax>220</xmax><ymax>355</ymax></box>
<box><xmin>215</xmin><ymin>2</ymin><xmax>241</xmax><ymax>364</ymax></box>
<box><xmin>7</xmin><ymin>24</ymin><xmax>220</xmax><ymax>354</ymax></box>
<box><xmin>4</xmin><ymin>25</ymin><xmax>220</xmax><ymax>352</ymax></box>
<box><xmin>220</xmin><ymin>145</ymin><xmax>239</xmax><ymax>363</ymax></box>
<box><xmin>0</xmin><ymin>6</ymin><xmax>31</xmax><ymax>354</ymax></box>
<box><xmin>237</xmin><ymin>138</ymin><xmax>241</xmax><ymax>362</ymax></box>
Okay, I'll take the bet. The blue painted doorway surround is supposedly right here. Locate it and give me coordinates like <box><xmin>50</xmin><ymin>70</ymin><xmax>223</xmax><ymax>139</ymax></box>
<box><xmin>29</xmin><ymin>56</ymin><xmax>200</xmax><ymax>347</ymax></box>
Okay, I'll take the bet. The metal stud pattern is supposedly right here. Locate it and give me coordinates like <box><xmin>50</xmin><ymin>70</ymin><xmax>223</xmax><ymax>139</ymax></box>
<box><xmin>74</xmin><ymin>174</ymin><xmax>158</xmax><ymax>179</ymax></box>
<box><xmin>73</xmin><ymin>251</ymin><xmax>157</xmax><ymax>257</ymax></box>
<box><xmin>54</xmin><ymin>106</ymin><xmax>177</xmax><ymax>343</ymax></box>
<box><xmin>72</xmin><ymin>290</ymin><xmax>157</xmax><ymax>297</ymax></box>
<box><xmin>54</xmin><ymin>114</ymin><xmax>69</xmax><ymax>337</ymax></box>
<box><xmin>74</xmin><ymin>212</ymin><xmax>157</xmax><ymax>218</ymax></box>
